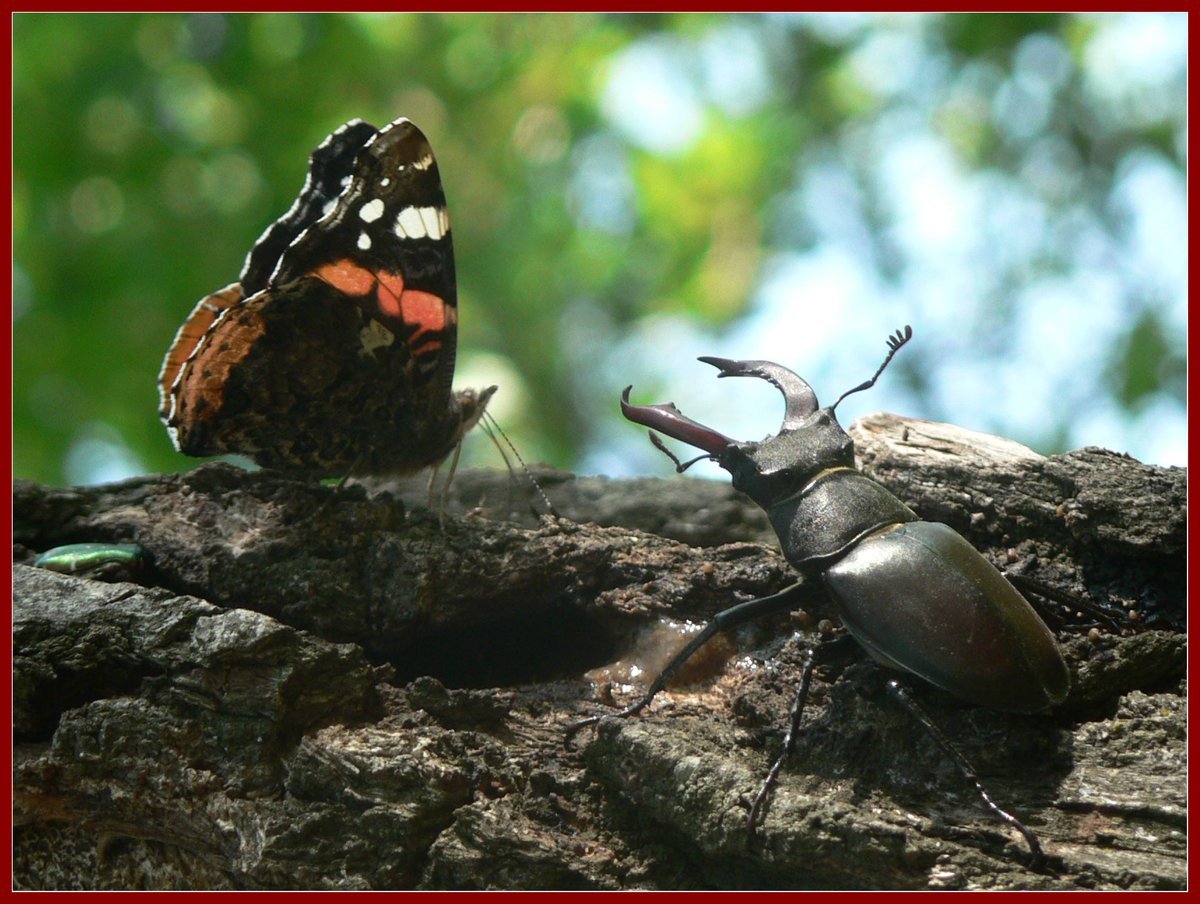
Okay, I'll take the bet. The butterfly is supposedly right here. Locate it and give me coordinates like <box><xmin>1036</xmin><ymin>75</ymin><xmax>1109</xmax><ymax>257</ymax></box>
<box><xmin>158</xmin><ymin>117</ymin><xmax>496</xmax><ymax>479</ymax></box>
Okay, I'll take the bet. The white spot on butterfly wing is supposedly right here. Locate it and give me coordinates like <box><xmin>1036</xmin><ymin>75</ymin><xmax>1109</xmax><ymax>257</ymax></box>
<box><xmin>395</xmin><ymin>206</ymin><xmax>427</xmax><ymax>239</ymax></box>
<box><xmin>359</xmin><ymin>198</ymin><xmax>385</xmax><ymax>223</ymax></box>
<box><xmin>396</xmin><ymin>153</ymin><xmax>434</xmax><ymax>173</ymax></box>
<box><xmin>357</xmin><ymin>232</ymin><xmax>372</xmax><ymax>250</ymax></box>
<box><xmin>394</xmin><ymin>206</ymin><xmax>448</xmax><ymax>240</ymax></box>
<box><xmin>418</xmin><ymin>207</ymin><xmax>444</xmax><ymax>239</ymax></box>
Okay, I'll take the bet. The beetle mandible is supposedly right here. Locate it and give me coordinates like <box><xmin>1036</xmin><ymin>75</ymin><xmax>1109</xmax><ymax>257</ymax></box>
<box><xmin>569</xmin><ymin>326</ymin><xmax>1070</xmax><ymax>868</ymax></box>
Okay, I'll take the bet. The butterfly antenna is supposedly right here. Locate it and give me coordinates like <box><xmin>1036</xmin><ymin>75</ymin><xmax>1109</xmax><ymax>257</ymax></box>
<box><xmin>477</xmin><ymin>417</ymin><xmax>518</xmax><ymax>514</ymax></box>
<box><xmin>479</xmin><ymin>415</ymin><xmax>515</xmax><ymax>473</ymax></box>
<box><xmin>482</xmin><ymin>410</ymin><xmax>559</xmax><ymax>519</ymax></box>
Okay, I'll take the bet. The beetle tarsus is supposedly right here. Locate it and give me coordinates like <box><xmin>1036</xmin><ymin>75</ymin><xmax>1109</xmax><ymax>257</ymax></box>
<box><xmin>747</xmin><ymin>645</ymin><xmax>817</xmax><ymax>841</ymax></box>
<box><xmin>884</xmin><ymin>678</ymin><xmax>1048</xmax><ymax>870</ymax></box>
<box><xmin>563</xmin><ymin>714</ymin><xmax>601</xmax><ymax>747</ymax></box>
<box><xmin>564</xmin><ymin>692</ymin><xmax>659</xmax><ymax>748</ymax></box>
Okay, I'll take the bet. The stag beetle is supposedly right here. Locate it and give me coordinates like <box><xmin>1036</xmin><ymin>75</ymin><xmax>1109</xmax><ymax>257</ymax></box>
<box><xmin>569</xmin><ymin>326</ymin><xmax>1069</xmax><ymax>869</ymax></box>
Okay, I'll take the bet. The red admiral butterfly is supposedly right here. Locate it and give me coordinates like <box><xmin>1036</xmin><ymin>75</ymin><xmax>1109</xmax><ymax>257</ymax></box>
<box><xmin>158</xmin><ymin>117</ymin><xmax>496</xmax><ymax>478</ymax></box>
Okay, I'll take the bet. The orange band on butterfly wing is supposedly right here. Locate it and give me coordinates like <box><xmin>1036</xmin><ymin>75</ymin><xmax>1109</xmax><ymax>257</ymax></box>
<box><xmin>169</xmin><ymin>302</ymin><xmax>268</xmax><ymax>451</ymax></box>
<box><xmin>316</xmin><ymin>262</ymin><xmax>446</xmax><ymax>353</ymax></box>
<box><xmin>315</xmin><ymin>260</ymin><xmax>376</xmax><ymax>297</ymax></box>
<box><xmin>158</xmin><ymin>283</ymin><xmax>245</xmax><ymax>419</ymax></box>
<box><xmin>375</xmin><ymin>270</ymin><xmax>407</xmax><ymax>320</ymax></box>
<box><xmin>397</xmin><ymin>289</ymin><xmax>447</xmax><ymax>352</ymax></box>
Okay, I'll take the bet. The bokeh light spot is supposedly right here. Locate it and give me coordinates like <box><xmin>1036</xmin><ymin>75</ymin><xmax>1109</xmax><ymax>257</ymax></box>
<box><xmin>65</xmin><ymin>422</ymin><xmax>147</xmax><ymax>486</ymax></box>
<box><xmin>85</xmin><ymin>96</ymin><xmax>142</xmax><ymax>155</ymax></box>
<box><xmin>69</xmin><ymin>177</ymin><xmax>125</xmax><ymax>234</ymax></box>
<box><xmin>512</xmin><ymin>105</ymin><xmax>570</xmax><ymax>166</ymax></box>
<box><xmin>602</xmin><ymin>37</ymin><xmax>704</xmax><ymax>155</ymax></box>
<box><xmin>249</xmin><ymin>13</ymin><xmax>306</xmax><ymax>63</ymax></box>
<box><xmin>202</xmin><ymin>151</ymin><xmax>264</xmax><ymax>215</ymax></box>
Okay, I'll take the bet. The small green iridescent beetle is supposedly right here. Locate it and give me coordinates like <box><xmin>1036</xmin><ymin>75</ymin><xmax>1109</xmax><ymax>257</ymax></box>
<box><xmin>32</xmin><ymin>543</ymin><xmax>148</xmax><ymax>581</ymax></box>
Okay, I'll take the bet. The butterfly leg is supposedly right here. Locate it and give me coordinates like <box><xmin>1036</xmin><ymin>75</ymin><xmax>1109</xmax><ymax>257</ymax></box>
<box><xmin>424</xmin><ymin>441</ymin><xmax>463</xmax><ymax>528</ymax></box>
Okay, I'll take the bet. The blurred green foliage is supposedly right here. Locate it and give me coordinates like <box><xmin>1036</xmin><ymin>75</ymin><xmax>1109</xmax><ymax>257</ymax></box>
<box><xmin>13</xmin><ymin>13</ymin><xmax>1186</xmax><ymax>485</ymax></box>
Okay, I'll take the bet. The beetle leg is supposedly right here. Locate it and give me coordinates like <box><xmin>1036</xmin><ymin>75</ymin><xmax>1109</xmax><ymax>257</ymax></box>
<box><xmin>565</xmin><ymin>580</ymin><xmax>813</xmax><ymax>746</ymax></box>
<box><xmin>1004</xmin><ymin>571</ymin><xmax>1123</xmax><ymax>632</ymax></box>
<box><xmin>884</xmin><ymin>678</ymin><xmax>1049</xmax><ymax>871</ymax></box>
<box><xmin>747</xmin><ymin>645</ymin><xmax>816</xmax><ymax>839</ymax></box>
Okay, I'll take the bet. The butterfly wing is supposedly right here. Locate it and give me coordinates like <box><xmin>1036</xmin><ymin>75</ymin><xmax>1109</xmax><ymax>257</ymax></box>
<box><xmin>159</xmin><ymin>117</ymin><xmax>473</xmax><ymax>477</ymax></box>
<box><xmin>157</xmin><ymin>281</ymin><xmax>244</xmax><ymax>428</ymax></box>
<box><xmin>271</xmin><ymin>117</ymin><xmax>459</xmax><ymax>400</ymax></box>
<box><xmin>240</xmin><ymin>119</ymin><xmax>380</xmax><ymax>295</ymax></box>
<box><xmin>159</xmin><ymin>118</ymin><xmax>377</xmax><ymax>428</ymax></box>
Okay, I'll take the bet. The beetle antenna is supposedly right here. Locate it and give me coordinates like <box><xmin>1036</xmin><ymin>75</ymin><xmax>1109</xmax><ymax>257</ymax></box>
<box><xmin>831</xmin><ymin>325</ymin><xmax>913</xmax><ymax>412</ymax></box>
<box><xmin>649</xmin><ymin>430</ymin><xmax>715</xmax><ymax>473</ymax></box>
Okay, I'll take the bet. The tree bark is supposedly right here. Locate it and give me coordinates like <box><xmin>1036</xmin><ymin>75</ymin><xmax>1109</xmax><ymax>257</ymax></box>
<box><xmin>13</xmin><ymin>415</ymin><xmax>1186</xmax><ymax>889</ymax></box>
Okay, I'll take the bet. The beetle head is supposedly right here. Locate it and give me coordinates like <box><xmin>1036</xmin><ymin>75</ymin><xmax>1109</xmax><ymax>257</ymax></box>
<box><xmin>623</xmin><ymin>328</ymin><xmax>912</xmax><ymax>507</ymax></box>
<box><xmin>701</xmin><ymin>357</ymin><xmax>856</xmax><ymax>506</ymax></box>
<box><xmin>621</xmin><ymin>358</ymin><xmax>856</xmax><ymax>511</ymax></box>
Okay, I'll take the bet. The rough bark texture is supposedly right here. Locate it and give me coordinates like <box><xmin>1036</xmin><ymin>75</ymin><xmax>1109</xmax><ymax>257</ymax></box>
<box><xmin>12</xmin><ymin>414</ymin><xmax>1186</xmax><ymax>890</ymax></box>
